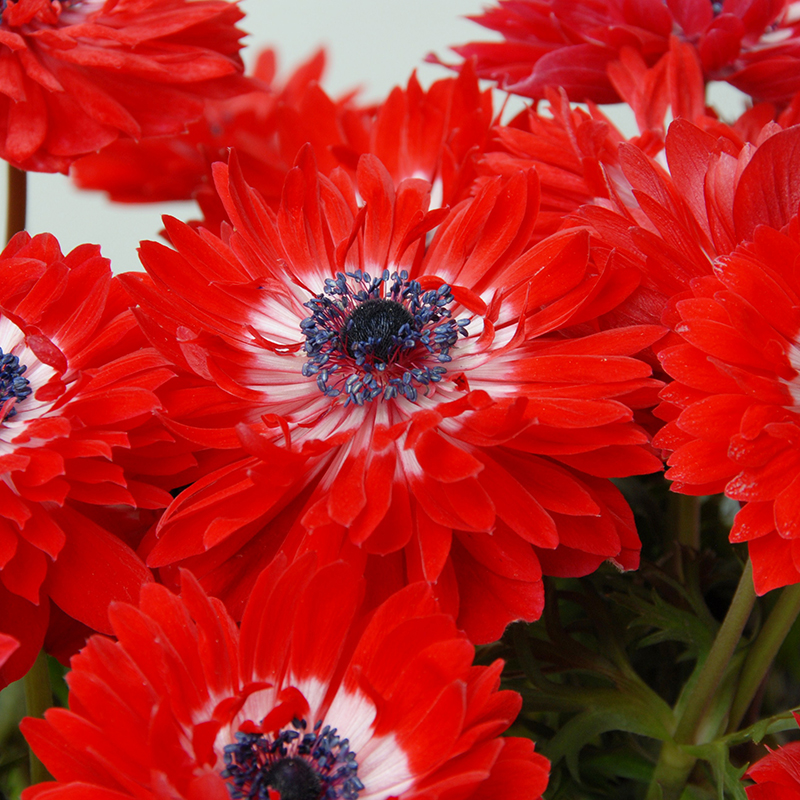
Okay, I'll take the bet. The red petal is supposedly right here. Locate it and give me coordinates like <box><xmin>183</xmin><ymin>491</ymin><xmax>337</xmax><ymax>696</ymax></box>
<box><xmin>47</xmin><ymin>507</ymin><xmax>152</xmax><ymax>634</ymax></box>
<box><xmin>734</xmin><ymin>126</ymin><xmax>800</xmax><ymax>241</ymax></box>
<box><xmin>749</xmin><ymin>533</ymin><xmax>800</xmax><ymax>594</ymax></box>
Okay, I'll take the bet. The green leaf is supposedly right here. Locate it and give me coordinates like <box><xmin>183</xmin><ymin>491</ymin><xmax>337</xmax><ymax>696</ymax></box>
<box><xmin>617</xmin><ymin>588</ymin><xmax>715</xmax><ymax>661</ymax></box>
<box><xmin>582</xmin><ymin>748</ymin><xmax>655</xmax><ymax>783</ymax></box>
<box><xmin>722</xmin><ymin>710</ymin><xmax>798</xmax><ymax>746</ymax></box>
<box><xmin>682</xmin><ymin>742</ymin><xmax>748</xmax><ymax>800</ymax></box>
<box><xmin>545</xmin><ymin>692</ymin><xmax>673</xmax><ymax>781</ymax></box>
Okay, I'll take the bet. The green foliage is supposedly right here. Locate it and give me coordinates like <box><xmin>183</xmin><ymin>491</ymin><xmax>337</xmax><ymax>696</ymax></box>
<box><xmin>498</xmin><ymin>536</ymin><xmax>799</xmax><ymax>800</ymax></box>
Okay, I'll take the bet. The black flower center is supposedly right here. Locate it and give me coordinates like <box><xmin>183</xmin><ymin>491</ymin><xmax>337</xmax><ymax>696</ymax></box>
<box><xmin>261</xmin><ymin>757</ymin><xmax>322</xmax><ymax>800</ymax></box>
<box><xmin>301</xmin><ymin>269</ymin><xmax>469</xmax><ymax>405</ymax></box>
<box><xmin>0</xmin><ymin>348</ymin><xmax>31</xmax><ymax>421</ymax></box>
<box><xmin>343</xmin><ymin>298</ymin><xmax>414</xmax><ymax>362</ymax></box>
<box><xmin>222</xmin><ymin>719</ymin><xmax>363</xmax><ymax>800</ymax></box>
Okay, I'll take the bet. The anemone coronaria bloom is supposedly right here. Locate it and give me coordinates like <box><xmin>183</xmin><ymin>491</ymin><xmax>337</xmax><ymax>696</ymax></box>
<box><xmin>71</xmin><ymin>57</ymin><xmax>494</xmax><ymax>234</ymax></box>
<box><xmin>447</xmin><ymin>0</ymin><xmax>800</xmax><ymax>106</ymax></box>
<box><xmin>0</xmin><ymin>231</ymin><xmax>175</xmax><ymax>687</ymax></box>
<box><xmin>550</xmin><ymin>112</ymin><xmax>800</xmax><ymax>592</ymax></box>
<box><xmin>123</xmin><ymin>148</ymin><xmax>664</xmax><ymax>643</ymax></box>
<box><xmin>563</xmin><ymin>116</ymin><xmax>800</xmax><ymax>593</ymax></box>
<box><xmin>21</xmin><ymin>554</ymin><xmax>550</xmax><ymax>800</ymax></box>
<box><xmin>0</xmin><ymin>0</ymin><xmax>247</xmax><ymax>173</ymax></box>
<box><xmin>652</xmin><ymin>213</ymin><xmax>800</xmax><ymax>594</ymax></box>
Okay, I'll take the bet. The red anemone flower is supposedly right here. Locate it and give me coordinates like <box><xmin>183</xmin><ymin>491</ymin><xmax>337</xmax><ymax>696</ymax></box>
<box><xmin>0</xmin><ymin>0</ymin><xmax>247</xmax><ymax>173</ymax></box>
<box><xmin>123</xmin><ymin>148</ymin><xmax>664</xmax><ymax>644</ymax></box>
<box><xmin>558</xmin><ymin>113</ymin><xmax>800</xmax><ymax>593</ymax></box>
<box><xmin>21</xmin><ymin>554</ymin><xmax>550</xmax><ymax>800</ymax></box>
<box><xmin>652</xmin><ymin>212</ymin><xmax>800</xmax><ymax>594</ymax></box>
<box><xmin>71</xmin><ymin>57</ymin><xmax>494</xmax><ymax>233</ymax></box>
<box><xmin>445</xmin><ymin>0</ymin><xmax>800</xmax><ymax>106</ymax></box>
<box><xmin>69</xmin><ymin>47</ymin><xmax>342</xmax><ymax>210</ymax></box>
<box><xmin>0</xmin><ymin>231</ymin><xmax>175</xmax><ymax>687</ymax></box>
<box><xmin>571</xmin><ymin>118</ymin><xmax>800</xmax><ymax>333</ymax></box>
<box><xmin>744</xmin><ymin>713</ymin><xmax>800</xmax><ymax>799</ymax></box>
<box><xmin>476</xmin><ymin>86</ymin><xmax>667</xmax><ymax>244</ymax></box>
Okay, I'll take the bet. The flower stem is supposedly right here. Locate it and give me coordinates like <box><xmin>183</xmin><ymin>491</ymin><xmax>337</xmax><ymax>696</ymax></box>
<box><xmin>23</xmin><ymin>650</ymin><xmax>52</xmax><ymax>784</ymax></box>
<box><xmin>6</xmin><ymin>164</ymin><xmax>27</xmax><ymax>243</ymax></box>
<box><xmin>726</xmin><ymin>581</ymin><xmax>800</xmax><ymax>734</ymax></box>
<box><xmin>646</xmin><ymin>559</ymin><xmax>756</xmax><ymax>800</ymax></box>
<box><xmin>675</xmin><ymin>494</ymin><xmax>700</xmax><ymax>550</ymax></box>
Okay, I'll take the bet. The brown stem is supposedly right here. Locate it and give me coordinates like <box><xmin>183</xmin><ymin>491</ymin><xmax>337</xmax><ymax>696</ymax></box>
<box><xmin>6</xmin><ymin>164</ymin><xmax>27</xmax><ymax>243</ymax></box>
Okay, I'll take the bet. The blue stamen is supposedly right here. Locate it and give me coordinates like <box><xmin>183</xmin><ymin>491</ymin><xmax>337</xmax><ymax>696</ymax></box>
<box><xmin>0</xmin><ymin>348</ymin><xmax>31</xmax><ymax>421</ymax></box>
<box><xmin>301</xmin><ymin>270</ymin><xmax>470</xmax><ymax>406</ymax></box>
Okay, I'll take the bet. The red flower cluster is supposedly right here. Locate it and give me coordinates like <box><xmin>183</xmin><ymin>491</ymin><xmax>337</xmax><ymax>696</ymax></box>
<box><xmin>71</xmin><ymin>51</ymin><xmax>495</xmax><ymax>230</ymax></box>
<box><xmin>0</xmin><ymin>231</ymin><xmax>175</xmax><ymax>687</ymax></box>
<box><xmin>21</xmin><ymin>555</ymin><xmax>549</xmax><ymax>800</ymax></box>
<box><xmin>0</xmin><ymin>0</ymin><xmax>247</xmax><ymax>172</ymax></box>
<box><xmin>17</xmin><ymin>1</ymin><xmax>800</xmax><ymax>796</ymax></box>
<box><xmin>6</xmin><ymin>4</ymin><xmax>727</xmax><ymax>800</ymax></box>
<box><xmin>449</xmin><ymin>0</ymin><xmax>800</xmax><ymax>106</ymax></box>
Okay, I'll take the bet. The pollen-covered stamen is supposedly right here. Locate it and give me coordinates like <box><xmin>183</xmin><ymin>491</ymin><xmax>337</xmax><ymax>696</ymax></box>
<box><xmin>222</xmin><ymin>718</ymin><xmax>363</xmax><ymax>800</ymax></box>
<box><xmin>301</xmin><ymin>269</ymin><xmax>470</xmax><ymax>405</ymax></box>
<box><xmin>0</xmin><ymin>348</ymin><xmax>32</xmax><ymax>421</ymax></box>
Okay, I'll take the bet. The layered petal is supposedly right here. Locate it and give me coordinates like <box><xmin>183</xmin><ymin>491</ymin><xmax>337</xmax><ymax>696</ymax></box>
<box><xmin>21</xmin><ymin>556</ymin><xmax>549</xmax><ymax>800</ymax></box>
<box><xmin>444</xmin><ymin>0</ymin><xmax>799</xmax><ymax>108</ymax></box>
<box><xmin>0</xmin><ymin>232</ymin><xmax>176</xmax><ymax>687</ymax></box>
<box><xmin>127</xmin><ymin>147</ymin><xmax>663</xmax><ymax>643</ymax></box>
<box><xmin>0</xmin><ymin>0</ymin><xmax>247</xmax><ymax>172</ymax></box>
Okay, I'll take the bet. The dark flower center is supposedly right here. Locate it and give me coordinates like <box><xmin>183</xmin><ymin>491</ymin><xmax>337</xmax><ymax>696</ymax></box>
<box><xmin>0</xmin><ymin>349</ymin><xmax>31</xmax><ymax>421</ymax></box>
<box><xmin>222</xmin><ymin>718</ymin><xmax>363</xmax><ymax>800</ymax></box>
<box><xmin>301</xmin><ymin>269</ymin><xmax>469</xmax><ymax>405</ymax></box>
<box><xmin>343</xmin><ymin>298</ymin><xmax>415</xmax><ymax>362</ymax></box>
<box><xmin>262</xmin><ymin>757</ymin><xmax>322</xmax><ymax>800</ymax></box>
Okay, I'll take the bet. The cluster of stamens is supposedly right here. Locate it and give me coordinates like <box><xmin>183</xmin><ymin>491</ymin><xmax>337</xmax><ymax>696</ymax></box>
<box><xmin>222</xmin><ymin>718</ymin><xmax>362</xmax><ymax>800</ymax></box>
<box><xmin>301</xmin><ymin>269</ymin><xmax>469</xmax><ymax>405</ymax></box>
<box><xmin>0</xmin><ymin>349</ymin><xmax>31</xmax><ymax>421</ymax></box>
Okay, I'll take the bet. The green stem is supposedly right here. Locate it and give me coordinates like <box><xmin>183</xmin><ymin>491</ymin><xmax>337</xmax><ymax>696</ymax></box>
<box><xmin>727</xmin><ymin>581</ymin><xmax>800</xmax><ymax>733</ymax></box>
<box><xmin>23</xmin><ymin>651</ymin><xmax>52</xmax><ymax>784</ymax></box>
<box><xmin>646</xmin><ymin>740</ymin><xmax>697</xmax><ymax>800</ymax></box>
<box><xmin>675</xmin><ymin>494</ymin><xmax>700</xmax><ymax>550</ymax></box>
<box><xmin>6</xmin><ymin>164</ymin><xmax>27</xmax><ymax>243</ymax></box>
<box><xmin>646</xmin><ymin>559</ymin><xmax>757</xmax><ymax>800</ymax></box>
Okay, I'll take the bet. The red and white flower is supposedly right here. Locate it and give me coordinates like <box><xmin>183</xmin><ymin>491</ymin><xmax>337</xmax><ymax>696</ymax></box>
<box><xmin>0</xmin><ymin>0</ymin><xmax>247</xmax><ymax>172</ymax></box>
<box><xmin>123</xmin><ymin>148</ymin><xmax>664</xmax><ymax>644</ymax></box>
<box><xmin>21</xmin><ymin>554</ymin><xmax>550</xmax><ymax>800</ymax></box>
<box><xmin>0</xmin><ymin>231</ymin><xmax>175</xmax><ymax>687</ymax></box>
